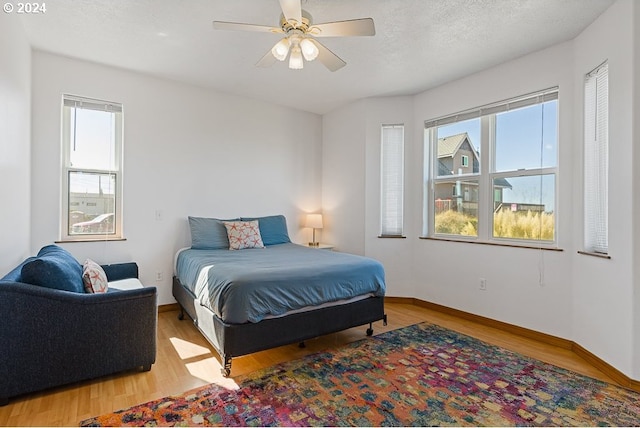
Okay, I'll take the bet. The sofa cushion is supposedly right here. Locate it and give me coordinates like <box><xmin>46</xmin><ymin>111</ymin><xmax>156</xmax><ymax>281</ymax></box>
<box><xmin>20</xmin><ymin>245</ymin><xmax>84</xmax><ymax>293</ymax></box>
<box><xmin>82</xmin><ymin>259</ymin><xmax>109</xmax><ymax>293</ymax></box>
<box><xmin>240</xmin><ymin>215</ymin><xmax>291</xmax><ymax>246</ymax></box>
<box><xmin>108</xmin><ymin>278</ymin><xmax>144</xmax><ymax>291</ymax></box>
<box><xmin>0</xmin><ymin>257</ymin><xmax>36</xmax><ymax>283</ymax></box>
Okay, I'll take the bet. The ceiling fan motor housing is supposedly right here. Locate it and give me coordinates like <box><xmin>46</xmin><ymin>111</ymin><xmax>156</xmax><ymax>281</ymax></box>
<box><xmin>279</xmin><ymin>10</ymin><xmax>313</xmax><ymax>34</ymax></box>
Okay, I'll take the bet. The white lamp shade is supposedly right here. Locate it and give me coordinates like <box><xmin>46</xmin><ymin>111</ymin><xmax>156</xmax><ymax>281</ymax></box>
<box><xmin>288</xmin><ymin>46</ymin><xmax>304</xmax><ymax>69</ymax></box>
<box><xmin>271</xmin><ymin>38</ymin><xmax>291</xmax><ymax>61</ymax></box>
<box><xmin>305</xmin><ymin>214</ymin><xmax>323</xmax><ymax>229</ymax></box>
<box><xmin>300</xmin><ymin>38</ymin><xmax>319</xmax><ymax>61</ymax></box>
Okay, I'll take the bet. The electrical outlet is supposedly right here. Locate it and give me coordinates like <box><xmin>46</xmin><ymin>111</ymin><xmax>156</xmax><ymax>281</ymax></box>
<box><xmin>479</xmin><ymin>278</ymin><xmax>487</xmax><ymax>291</ymax></box>
<box><xmin>156</xmin><ymin>271</ymin><xmax>163</xmax><ymax>282</ymax></box>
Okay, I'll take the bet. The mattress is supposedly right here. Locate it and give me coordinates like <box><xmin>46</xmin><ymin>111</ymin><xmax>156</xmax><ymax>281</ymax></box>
<box><xmin>175</xmin><ymin>243</ymin><xmax>386</xmax><ymax>324</ymax></box>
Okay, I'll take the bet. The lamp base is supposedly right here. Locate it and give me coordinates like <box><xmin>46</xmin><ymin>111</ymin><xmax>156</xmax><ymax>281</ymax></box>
<box><xmin>308</xmin><ymin>242</ymin><xmax>320</xmax><ymax>247</ymax></box>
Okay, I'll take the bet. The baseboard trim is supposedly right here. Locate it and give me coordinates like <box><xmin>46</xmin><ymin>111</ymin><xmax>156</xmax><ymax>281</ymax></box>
<box><xmin>386</xmin><ymin>296</ymin><xmax>640</xmax><ymax>392</ymax></box>
<box><xmin>571</xmin><ymin>342</ymin><xmax>640</xmax><ymax>391</ymax></box>
<box><xmin>158</xmin><ymin>303</ymin><xmax>180</xmax><ymax>313</ymax></box>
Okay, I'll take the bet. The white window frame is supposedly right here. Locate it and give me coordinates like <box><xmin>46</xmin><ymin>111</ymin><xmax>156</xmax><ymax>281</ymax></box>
<box><xmin>583</xmin><ymin>62</ymin><xmax>609</xmax><ymax>255</ymax></box>
<box><xmin>424</xmin><ymin>88</ymin><xmax>559</xmax><ymax>246</ymax></box>
<box><xmin>61</xmin><ymin>95</ymin><xmax>124</xmax><ymax>241</ymax></box>
<box><xmin>380</xmin><ymin>124</ymin><xmax>405</xmax><ymax>237</ymax></box>
<box><xmin>461</xmin><ymin>154</ymin><xmax>469</xmax><ymax>167</ymax></box>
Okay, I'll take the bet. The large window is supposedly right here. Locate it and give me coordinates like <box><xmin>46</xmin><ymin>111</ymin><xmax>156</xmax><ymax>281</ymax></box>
<box><xmin>425</xmin><ymin>89</ymin><xmax>558</xmax><ymax>245</ymax></box>
<box><xmin>380</xmin><ymin>124</ymin><xmax>404</xmax><ymax>237</ymax></box>
<box><xmin>61</xmin><ymin>95</ymin><xmax>123</xmax><ymax>240</ymax></box>
<box><xmin>583</xmin><ymin>62</ymin><xmax>608</xmax><ymax>254</ymax></box>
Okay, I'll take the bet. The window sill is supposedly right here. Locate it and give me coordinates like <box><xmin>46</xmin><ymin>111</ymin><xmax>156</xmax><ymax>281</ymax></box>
<box><xmin>419</xmin><ymin>236</ymin><xmax>563</xmax><ymax>252</ymax></box>
<box><xmin>55</xmin><ymin>237</ymin><xmax>127</xmax><ymax>243</ymax></box>
<box><xmin>378</xmin><ymin>235</ymin><xmax>407</xmax><ymax>239</ymax></box>
<box><xmin>577</xmin><ymin>250</ymin><xmax>610</xmax><ymax>259</ymax></box>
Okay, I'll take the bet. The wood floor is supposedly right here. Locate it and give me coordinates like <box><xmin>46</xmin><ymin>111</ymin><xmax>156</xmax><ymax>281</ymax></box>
<box><xmin>0</xmin><ymin>301</ymin><xmax>617</xmax><ymax>426</ymax></box>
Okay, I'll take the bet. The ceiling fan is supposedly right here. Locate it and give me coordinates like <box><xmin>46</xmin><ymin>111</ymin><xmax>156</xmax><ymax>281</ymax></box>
<box><xmin>212</xmin><ymin>0</ymin><xmax>375</xmax><ymax>72</ymax></box>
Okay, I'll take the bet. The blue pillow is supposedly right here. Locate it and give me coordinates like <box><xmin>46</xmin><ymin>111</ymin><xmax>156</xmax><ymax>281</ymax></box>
<box><xmin>20</xmin><ymin>245</ymin><xmax>84</xmax><ymax>293</ymax></box>
<box><xmin>241</xmin><ymin>215</ymin><xmax>291</xmax><ymax>246</ymax></box>
<box><xmin>0</xmin><ymin>257</ymin><xmax>36</xmax><ymax>282</ymax></box>
<box><xmin>189</xmin><ymin>216</ymin><xmax>239</xmax><ymax>250</ymax></box>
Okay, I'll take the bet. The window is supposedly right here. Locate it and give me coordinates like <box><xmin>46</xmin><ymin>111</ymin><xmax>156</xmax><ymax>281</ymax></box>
<box><xmin>425</xmin><ymin>89</ymin><xmax>558</xmax><ymax>245</ymax></box>
<box><xmin>61</xmin><ymin>95</ymin><xmax>123</xmax><ymax>240</ymax></box>
<box><xmin>584</xmin><ymin>62</ymin><xmax>608</xmax><ymax>254</ymax></box>
<box><xmin>380</xmin><ymin>124</ymin><xmax>404</xmax><ymax>236</ymax></box>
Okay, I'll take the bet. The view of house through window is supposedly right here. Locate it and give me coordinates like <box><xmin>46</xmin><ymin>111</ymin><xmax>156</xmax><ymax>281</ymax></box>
<box><xmin>434</xmin><ymin>119</ymin><xmax>480</xmax><ymax>237</ymax></box>
<box><xmin>61</xmin><ymin>95</ymin><xmax>123</xmax><ymax>240</ymax></box>
<box><xmin>427</xmin><ymin>89</ymin><xmax>558</xmax><ymax>244</ymax></box>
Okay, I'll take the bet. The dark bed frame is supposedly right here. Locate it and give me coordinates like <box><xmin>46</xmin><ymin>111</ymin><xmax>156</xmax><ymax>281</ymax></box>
<box><xmin>173</xmin><ymin>276</ymin><xmax>387</xmax><ymax>376</ymax></box>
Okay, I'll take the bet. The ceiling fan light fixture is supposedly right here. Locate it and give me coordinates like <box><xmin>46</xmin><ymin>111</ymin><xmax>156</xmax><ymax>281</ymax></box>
<box><xmin>212</xmin><ymin>0</ymin><xmax>375</xmax><ymax>72</ymax></box>
<box><xmin>300</xmin><ymin>38</ymin><xmax>319</xmax><ymax>61</ymax></box>
<box><xmin>271</xmin><ymin>38</ymin><xmax>291</xmax><ymax>61</ymax></box>
<box><xmin>289</xmin><ymin>46</ymin><xmax>304</xmax><ymax>69</ymax></box>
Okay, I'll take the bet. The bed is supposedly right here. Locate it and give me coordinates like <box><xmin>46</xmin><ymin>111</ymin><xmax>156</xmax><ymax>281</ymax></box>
<box><xmin>172</xmin><ymin>215</ymin><xmax>387</xmax><ymax>376</ymax></box>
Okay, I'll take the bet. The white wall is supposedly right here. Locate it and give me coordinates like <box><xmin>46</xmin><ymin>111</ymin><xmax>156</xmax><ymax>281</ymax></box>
<box><xmin>0</xmin><ymin>13</ymin><xmax>31</xmax><ymax>275</ymax></box>
<box><xmin>322</xmin><ymin>0</ymin><xmax>638</xmax><ymax>378</ymax></box>
<box><xmin>572</xmin><ymin>0</ymin><xmax>635</xmax><ymax>378</ymax></box>
<box><xmin>363</xmin><ymin>96</ymin><xmax>416</xmax><ymax>298</ymax></box>
<box><xmin>412</xmin><ymin>42</ymin><xmax>576</xmax><ymax>340</ymax></box>
<box><xmin>31</xmin><ymin>52</ymin><xmax>322</xmax><ymax>305</ymax></box>
<box><xmin>322</xmin><ymin>101</ymin><xmax>367</xmax><ymax>255</ymax></box>
<box><xmin>633</xmin><ymin>0</ymin><xmax>640</xmax><ymax>381</ymax></box>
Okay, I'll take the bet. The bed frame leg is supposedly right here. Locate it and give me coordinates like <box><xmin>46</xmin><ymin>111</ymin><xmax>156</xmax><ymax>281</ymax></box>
<box><xmin>383</xmin><ymin>314</ymin><xmax>388</xmax><ymax>326</ymax></box>
<box><xmin>221</xmin><ymin>356</ymin><xmax>232</xmax><ymax>377</ymax></box>
<box><xmin>177</xmin><ymin>307</ymin><xmax>185</xmax><ymax>321</ymax></box>
<box><xmin>298</xmin><ymin>341</ymin><xmax>306</xmax><ymax>348</ymax></box>
<box><xmin>366</xmin><ymin>323</ymin><xmax>374</xmax><ymax>336</ymax></box>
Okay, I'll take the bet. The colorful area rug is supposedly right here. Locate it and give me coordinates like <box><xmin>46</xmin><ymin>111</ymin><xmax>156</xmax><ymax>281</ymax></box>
<box><xmin>81</xmin><ymin>323</ymin><xmax>640</xmax><ymax>426</ymax></box>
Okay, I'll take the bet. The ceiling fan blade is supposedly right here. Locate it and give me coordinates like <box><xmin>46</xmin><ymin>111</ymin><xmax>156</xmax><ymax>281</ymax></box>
<box><xmin>255</xmin><ymin>48</ymin><xmax>278</xmax><ymax>68</ymax></box>
<box><xmin>278</xmin><ymin>0</ymin><xmax>302</xmax><ymax>25</ymax></box>
<box><xmin>309</xmin><ymin>18</ymin><xmax>375</xmax><ymax>37</ymax></box>
<box><xmin>314</xmin><ymin>40</ymin><xmax>346</xmax><ymax>72</ymax></box>
<box><xmin>213</xmin><ymin>21</ymin><xmax>282</xmax><ymax>34</ymax></box>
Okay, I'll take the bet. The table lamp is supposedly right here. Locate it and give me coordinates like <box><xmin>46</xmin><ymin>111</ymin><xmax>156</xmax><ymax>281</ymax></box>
<box><xmin>305</xmin><ymin>214</ymin><xmax>323</xmax><ymax>247</ymax></box>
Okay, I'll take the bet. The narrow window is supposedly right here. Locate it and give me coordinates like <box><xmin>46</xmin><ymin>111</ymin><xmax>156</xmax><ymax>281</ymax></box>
<box><xmin>380</xmin><ymin>124</ymin><xmax>404</xmax><ymax>237</ymax></box>
<box><xmin>61</xmin><ymin>95</ymin><xmax>123</xmax><ymax>240</ymax></box>
<box><xmin>584</xmin><ymin>62</ymin><xmax>608</xmax><ymax>254</ymax></box>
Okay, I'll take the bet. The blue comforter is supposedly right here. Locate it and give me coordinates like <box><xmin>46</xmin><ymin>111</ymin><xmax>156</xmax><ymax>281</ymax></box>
<box><xmin>176</xmin><ymin>243</ymin><xmax>386</xmax><ymax>324</ymax></box>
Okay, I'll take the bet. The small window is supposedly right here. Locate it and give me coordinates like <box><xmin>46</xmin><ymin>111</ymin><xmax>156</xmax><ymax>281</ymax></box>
<box><xmin>461</xmin><ymin>155</ymin><xmax>469</xmax><ymax>167</ymax></box>
<box><xmin>380</xmin><ymin>124</ymin><xmax>404</xmax><ymax>237</ymax></box>
<box><xmin>584</xmin><ymin>62</ymin><xmax>608</xmax><ymax>254</ymax></box>
<box><xmin>61</xmin><ymin>95</ymin><xmax>123</xmax><ymax>240</ymax></box>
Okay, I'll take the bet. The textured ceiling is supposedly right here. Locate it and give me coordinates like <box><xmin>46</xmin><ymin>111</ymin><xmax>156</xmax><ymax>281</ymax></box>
<box><xmin>20</xmin><ymin>0</ymin><xmax>614</xmax><ymax>114</ymax></box>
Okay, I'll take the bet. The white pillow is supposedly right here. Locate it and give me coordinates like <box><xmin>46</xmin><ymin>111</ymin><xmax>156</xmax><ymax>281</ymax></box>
<box><xmin>223</xmin><ymin>220</ymin><xmax>265</xmax><ymax>250</ymax></box>
<box><xmin>82</xmin><ymin>258</ymin><xmax>109</xmax><ymax>293</ymax></box>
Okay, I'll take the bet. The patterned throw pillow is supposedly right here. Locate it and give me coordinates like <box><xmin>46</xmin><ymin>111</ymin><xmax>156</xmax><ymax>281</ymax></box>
<box><xmin>223</xmin><ymin>220</ymin><xmax>265</xmax><ymax>250</ymax></box>
<box><xmin>82</xmin><ymin>259</ymin><xmax>109</xmax><ymax>293</ymax></box>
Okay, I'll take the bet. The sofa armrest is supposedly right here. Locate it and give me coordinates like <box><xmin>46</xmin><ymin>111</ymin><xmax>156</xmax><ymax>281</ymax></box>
<box><xmin>101</xmin><ymin>262</ymin><xmax>138</xmax><ymax>281</ymax></box>
<box><xmin>0</xmin><ymin>282</ymin><xmax>157</xmax><ymax>401</ymax></box>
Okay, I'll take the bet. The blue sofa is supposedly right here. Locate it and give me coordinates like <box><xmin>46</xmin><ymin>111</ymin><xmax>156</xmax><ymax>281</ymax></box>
<box><xmin>0</xmin><ymin>245</ymin><xmax>157</xmax><ymax>406</ymax></box>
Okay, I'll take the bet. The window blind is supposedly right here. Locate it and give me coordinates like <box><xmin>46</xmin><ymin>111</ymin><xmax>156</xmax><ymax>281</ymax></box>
<box><xmin>584</xmin><ymin>62</ymin><xmax>609</xmax><ymax>254</ymax></box>
<box><xmin>380</xmin><ymin>125</ymin><xmax>404</xmax><ymax>236</ymax></box>
<box><xmin>425</xmin><ymin>88</ymin><xmax>558</xmax><ymax>129</ymax></box>
<box><xmin>63</xmin><ymin>95</ymin><xmax>122</xmax><ymax>113</ymax></box>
